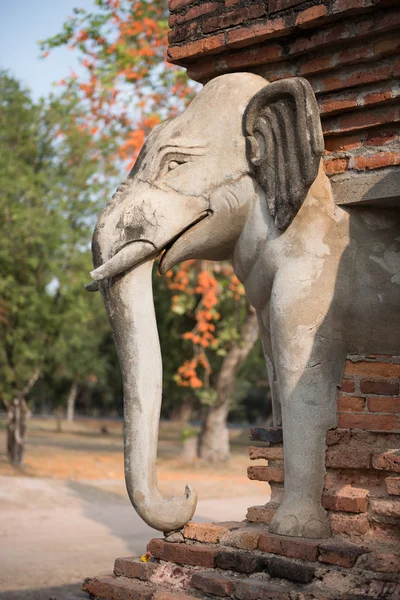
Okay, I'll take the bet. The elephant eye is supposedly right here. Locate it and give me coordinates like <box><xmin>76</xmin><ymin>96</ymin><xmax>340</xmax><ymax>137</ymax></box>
<box><xmin>167</xmin><ymin>160</ymin><xmax>181</xmax><ymax>171</ymax></box>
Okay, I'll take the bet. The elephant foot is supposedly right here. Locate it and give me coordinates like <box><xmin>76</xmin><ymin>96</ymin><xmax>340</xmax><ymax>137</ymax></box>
<box><xmin>269</xmin><ymin>501</ymin><xmax>331</xmax><ymax>539</ymax></box>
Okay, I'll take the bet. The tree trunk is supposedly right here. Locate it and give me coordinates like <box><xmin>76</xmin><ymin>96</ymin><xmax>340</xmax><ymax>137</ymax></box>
<box><xmin>6</xmin><ymin>368</ymin><xmax>40</xmax><ymax>465</ymax></box>
<box><xmin>66</xmin><ymin>381</ymin><xmax>78</xmax><ymax>422</ymax></box>
<box><xmin>199</xmin><ymin>306</ymin><xmax>259</xmax><ymax>463</ymax></box>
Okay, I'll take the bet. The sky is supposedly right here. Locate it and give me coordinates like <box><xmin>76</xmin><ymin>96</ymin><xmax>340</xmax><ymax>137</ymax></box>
<box><xmin>0</xmin><ymin>0</ymin><xmax>95</xmax><ymax>100</ymax></box>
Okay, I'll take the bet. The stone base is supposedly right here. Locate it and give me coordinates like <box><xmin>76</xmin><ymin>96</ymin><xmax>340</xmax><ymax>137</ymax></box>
<box><xmin>81</xmin><ymin>519</ymin><xmax>400</xmax><ymax>600</ymax></box>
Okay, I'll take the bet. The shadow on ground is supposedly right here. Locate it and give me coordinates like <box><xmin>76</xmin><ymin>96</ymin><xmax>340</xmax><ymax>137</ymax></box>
<box><xmin>0</xmin><ymin>582</ymin><xmax>86</xmax><ymax>600</ymax></box>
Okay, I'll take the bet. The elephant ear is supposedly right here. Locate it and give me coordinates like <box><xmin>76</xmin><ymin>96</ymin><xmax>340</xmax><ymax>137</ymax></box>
<box><xmin>244</xmin><ymin>77</ymin><xmax>324</xmax><ymax>230</ymax></box>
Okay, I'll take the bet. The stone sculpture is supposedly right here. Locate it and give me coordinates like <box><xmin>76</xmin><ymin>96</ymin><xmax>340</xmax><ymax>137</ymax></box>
<box><xmin>88</xmin><ymin>73</ymin><xmax>400</xmax><ymax>539</ymax></box>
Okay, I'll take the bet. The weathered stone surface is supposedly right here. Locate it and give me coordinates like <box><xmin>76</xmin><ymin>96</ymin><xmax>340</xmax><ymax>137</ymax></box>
<box><xmin>357</xmin><ymin>552</ymin><xmax>400</xmax><ymax>574</ymax></box>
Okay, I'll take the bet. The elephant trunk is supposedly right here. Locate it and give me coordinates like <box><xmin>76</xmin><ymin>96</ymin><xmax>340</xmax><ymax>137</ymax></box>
<box><xmin>99</xmin><ymin>256</ymin><xmax>197</xmax><ymax>532</ymax></box>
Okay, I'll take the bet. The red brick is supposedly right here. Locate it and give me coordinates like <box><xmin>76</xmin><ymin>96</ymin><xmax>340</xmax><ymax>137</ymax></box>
<box><xmin>353</xmin><ymin>151</ymin><xmax>400</xmax><ymax>171</ymax></box>
<box><xmin>258</xmin><ymin>531</ymin><xmax>319</xmax><ymax>561</ymax></box>
<box><xmin>224</xmin><ymin>0</ymin><xmax>243</xmax><ymax>6</ymax></box>
<box><xmin>340</xmin><ymin>378</ymin><xmax>356</xmax><ymax>393</ymax></box>
<box><xmin>368</xmin><ymin>396</ymin><xmax>400</xmax><ymax>413</ymax></box>
<box><xmin>323</xmin><ymin>158</ymin><xmax>349</xmax><ymax>174</ymax></box>
<box><xmin>317</xmin><ymin>64</ymin><xmax>393</xmax><ymax>96</ymax></box>
<box><xmin>370</xmin><ymin>497</ymin><xmax>400</xmax><ymax>518</ymax></box>
<box><xmin>147</xmin><ymin>539</ymin><xmax>217</xmax><ymax>568</ymax></box>
<box><xmin>322</xmin><ymin>486</ymin><xmax>368</xmax><ymax>513</ymax></box>
<box><xmin>216</xmin><ymin>44</ymin><xmax>283</xmax><ymax>72</ymax></box>
<box><xmin>114</xmin><ymin>557</ymin><xmax>158</xmax><ymax>580</ymax></box>
<box><xmin>325</xmin><ymin>135</ymin><xmax>363</xmax><ymax>152</ymax></box>
<box><xmin>299</xmin><ymin>54</ymin><xmax>335</xmax><ymax>76</ymax></box>
<box><xmin>184</xmin><ymin>521</ymin><xmax>235</xmax><ymax>543</ymax></box>
<box><xmin>361</xmin><ymin>379</ymin><xmax>399</xmax><ymax>396</ymax></box>
<box><xmin>246</xmin><ymin>503</ymin><xmax>279</xmax><ymax>524</ymax></box>
<box><xmin>249</xmin><ymin>446</ymin><xmax>284</xmax><ymax>461</ymax></box>
<box><xmin>326</xmin><ymin>447</ymin><xmax>371</xmax><ymax>469</ymax></box>
<box><xmin>338</xmin><ymin>413</ymin><xmax>400</xmax><ymax>431</ymax></box>
<box><xmin>192</xmin><ymin>571</ymin><xmax>236</xmax><ymax>596</ymax></box>
<box><xmin>331</xmin><ymin>0</ymin><xmax>373</xmax><ymax>12</ymax></box>
<box><xmin>385</xmin><ymin>476</ymin><xmax>400</xmax><ymax>495</ymax></box>
<box><xmin>267</xmin><ymin>555</ymin><xmax>315</xmax><ymax>584</ymax></box>
<box><xmin>357</xmin><ymin>552</ymin><xmax>400</xmax><ymax>574</ymax></box>
<box><xmin>220</xmin><ymin>526</ymin><xmax>265</xmax><ymax>551</ymax></box>
<box><xmin>320</xmin><ymin>95</ymin><xmax>359</xmax><ymax>116</ymax></box>
<box><xmin>202</xmin><ymin>3</ymin><xmax>265</xmax><ymax>34</ymax></box>
<box><xmin>318</xmin><ymin>540</ymin><xmax>367</xmax><ymax>568</ymax></box>
<box><xmin>226</xmin><ymin>19</ymin><xmax>292</xmax><ymax>49</ymax></box>
<box><xmin>374</xmin><ymin>34</ymin><xmax>400</xmax><ymax>55</ymax></box>
<box><xmin>186</xmin><ymin>57</ymin><xmax>216</xmax><ymax>82</ymax></box>
<box><xmin>329</xmin><ymin>512</ymin><xmax>369</xmax><ymax>536</ymax></box>
<box><xmin>167</xmin><ymin>34</ymin><xmax>226</xmax><ymax>62</ymax></box>
<box><xmin>369</xmin><ymin>522</ymin><xmax>400</xmax><ymax>541</ymax></box>
<box><xmin>338</xmin><ymin>395</ymin><xmax>366</xmax><ymax>413</ymax></box>
<box><xmin>175</xmin><ymin>2</ymin><xmax>220</xmax><ymax>24</ymax></box>
<box><xmin>290</xmin><ymin>8</ymin><xmax>400</xmax><ymax>56</ymax></box>
<box><xmin>215</xmin><ymin>549</ymin><xmax>268</xmax><ymax>574</ymax></box>
<box><xmin>169</xmin><ymin>0</ymin><xmax>194</xmax><ymax>11</ymax></box>
<box><xmin>295</xmin><ymin>4</ymin><xmax>327</xmax><ymax>27</ymax></box>
<box><xmin>82</xmin><ymin>574</ymin><xmax>154</xmax><ymax>600</ymax></box>
<box><xmin>373</xmin><ymin>450</ymin><xmax>400</xmax><ymax>472</ymax></box>
<box><xmin>168</xmin><ymin>21</ymin><xmax>198</xmax><ymax>44</ymax></box>
<box><xmin>365</xmin><ymin>129</ymin><xmax>399</xmax><ymax>147</ymax></box>
<box><xmin>269</xmin><ymin>0</ymin><xmax>305</xmax><ymax>10</ymax></box>
<box><xmin>248</xmin><ymin>466</ymin><xmax>284</xmax><ymax>482</ymax></box>
<box><xmin>234</xmin><ymin>579</ymin><xmax>291</xmax><ymax>600</ymax></box>
<box><xmin>345</xmin><ymin>360</ymin><xmax>400</xmax><ymax>378</ymax></box>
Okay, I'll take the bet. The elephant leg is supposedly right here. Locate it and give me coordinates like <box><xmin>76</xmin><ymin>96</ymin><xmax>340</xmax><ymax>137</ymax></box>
<box><xmin>269</xmin><ymin>330</ymin><xmax>346</xmax><ymax>539</ymax></box>
<box><xmin>257</xmin><ymin>310</ymin><xmax>282</xmax><ymax>426</ymax></box>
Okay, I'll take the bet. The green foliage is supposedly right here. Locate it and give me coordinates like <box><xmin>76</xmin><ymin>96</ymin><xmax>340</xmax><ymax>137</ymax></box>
<box><xmin>0</xmin><ymin>71</ymin><xmax>117</xmax><ymax>405</ymax></box>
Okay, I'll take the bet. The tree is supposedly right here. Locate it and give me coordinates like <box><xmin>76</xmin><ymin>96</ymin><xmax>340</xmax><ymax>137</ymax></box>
<box><xmin>0</xmin><ymin>72</ymin><xmax>117</xmax><ymax>463</ymax></box>
<box><xmin>42</xmin><ymin>1</ymin><xmax>267</xmax><ymax>461</ymax></box>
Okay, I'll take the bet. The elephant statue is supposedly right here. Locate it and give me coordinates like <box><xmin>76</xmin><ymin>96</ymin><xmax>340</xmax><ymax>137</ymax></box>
<box><xmin>88</xmin><ymin>73</ymin><xmax>400</xmax><ymax>539</ymax></box>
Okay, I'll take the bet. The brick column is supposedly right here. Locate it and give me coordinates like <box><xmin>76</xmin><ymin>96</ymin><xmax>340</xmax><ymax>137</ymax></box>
<box><xmin>167</xmin><ymin>0</ymin><xmax>400</xmax><ymax>207</ymax></box>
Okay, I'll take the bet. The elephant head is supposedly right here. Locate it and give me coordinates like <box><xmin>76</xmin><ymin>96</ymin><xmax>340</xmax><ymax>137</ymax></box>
<box><xmin>89</xmin><ymin>73</ymin><xmax>324</xmax><ymax>534</ymax></box>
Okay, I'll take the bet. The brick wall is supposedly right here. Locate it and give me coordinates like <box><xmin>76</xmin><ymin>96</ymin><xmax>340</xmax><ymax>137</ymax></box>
<box><xmin>167</xmin><ymin>0</ymin><xmax>400</xmax><ymax>205</ymax></box>
<box><xmin>247</xmin><ymin>354</ymin><xmax>400</xmax><ymax>545</ymax></box>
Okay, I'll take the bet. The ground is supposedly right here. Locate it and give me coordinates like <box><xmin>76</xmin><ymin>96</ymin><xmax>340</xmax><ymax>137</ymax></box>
<box><xmin>0</xmin><ymin>418</ymin><xmax>268</xmax><ymax>600</ymax></box>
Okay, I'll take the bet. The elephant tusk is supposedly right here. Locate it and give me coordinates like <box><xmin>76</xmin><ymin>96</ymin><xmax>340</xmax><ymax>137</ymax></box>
<box><xmin>90</xmin><ymin>240</ymin><xmax>157</xmax><ymax>281</ymax></box>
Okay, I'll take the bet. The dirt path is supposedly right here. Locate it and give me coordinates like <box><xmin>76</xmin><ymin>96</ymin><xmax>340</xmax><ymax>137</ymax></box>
<box><xmin>0</xmin><ymin>476</ymin><xmax>268</xmax><ymax>600</ymax></box>
<box><xmin>0</xmin><ymin>423</ymin><xmax>269</xmax><ymax>599</ymax></box>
